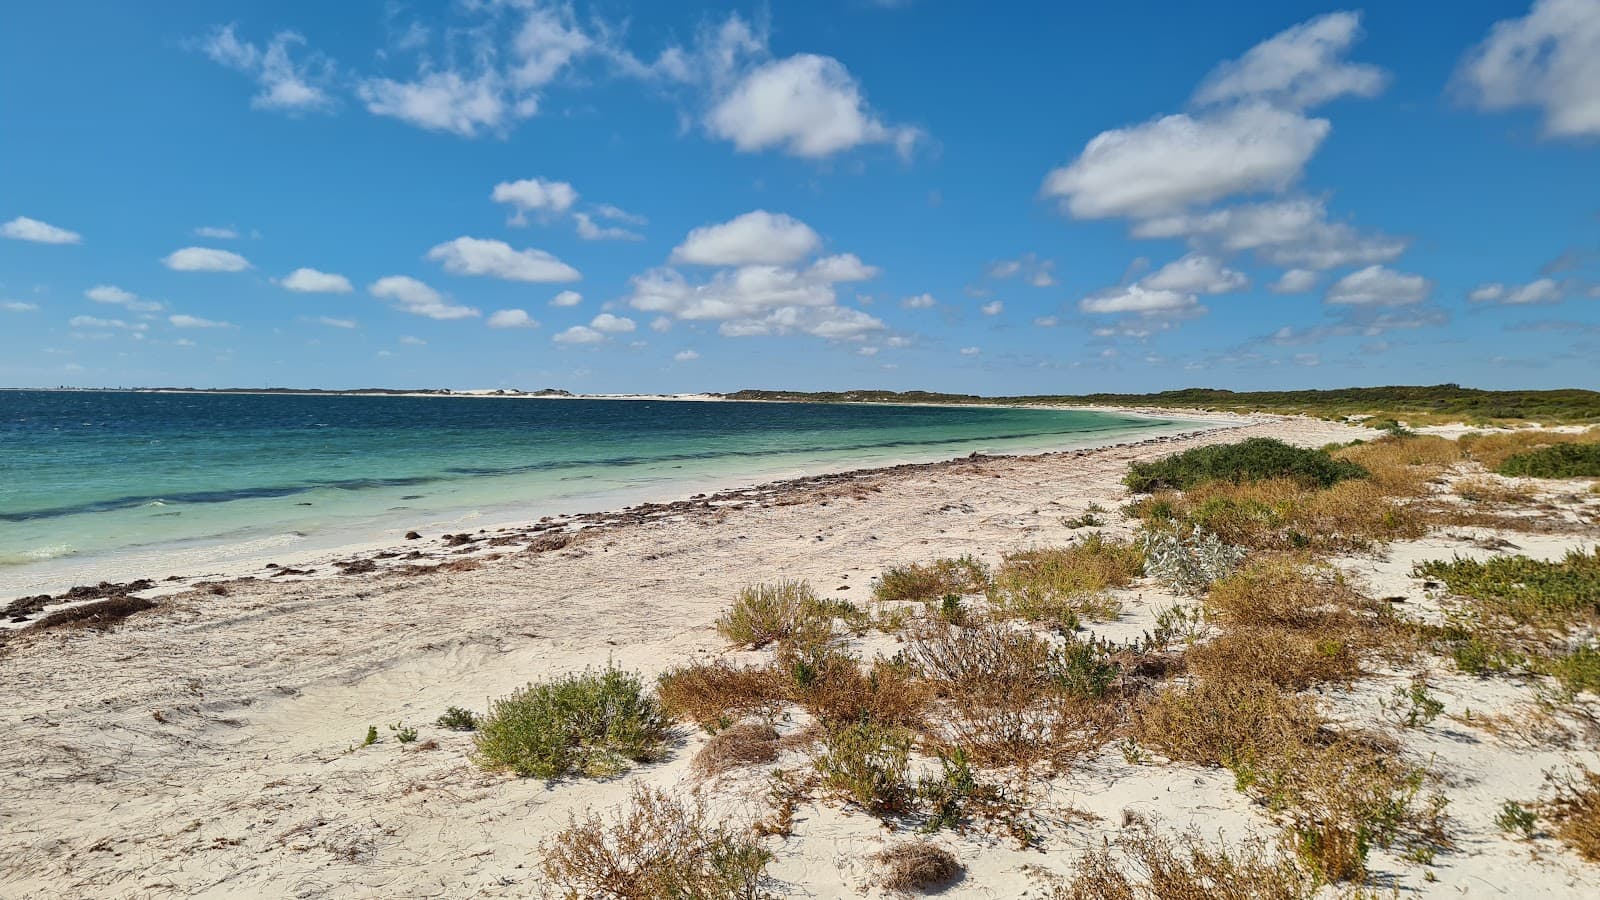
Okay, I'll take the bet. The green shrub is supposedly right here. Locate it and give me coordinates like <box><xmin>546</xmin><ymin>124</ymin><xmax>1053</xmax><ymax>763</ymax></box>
<box><xmin>986</xmin><ymin>534</ymin><xmax>1140</xmax><ymax>625</ymax></box>
<box><xmin>436</xmin><ymin>706</ymin><xmax>479</xmax><ymax>731</ymax></box>
<box><xmin>716</xmin><ymin>580</ymin><xmax>819</xmax><ymax>648</ymax></box>
<box><xmin>1416</xmin><ymin>548</ymin><xmax>1600</xmax><ymax>629</ymax></box>
<box><xmin>1497</xmin><ymin>443</ymin><xmax>1600</xmax><ymax>478</ymax></box>
<box><xmin>1543</xmin><ymin>646</ymin><xmax>1600</xmax><ymax>695</ymax></box>
<box><xmin>815</xmin><ymin>721</ymin><xmax>913</xmax><ymax>813</ymax></box>
<box><xmin>873</xmin><ymin>556</ymin><xmax>990</xmax><ymax>603</ymax></box>
<box><xmin>1045</xmin><ymin>636</ymin><xmax>1119</xmax><ymax>700</ymax></box>
<box><xmin>1496</xmin><ymin>800</ymin><xmax>1537</xmax><ymax>838</ymax></box>
<box><xmin>389</xmin><ymin>722</ymin><xmax>419</xmax><ymax>743</ymax></box>
<box><xmin>473</xmin><ymin>666</ymin><xmax>670</xmax><ymax>779</ymax></box>
<box><xmin>1124</xmin><ymin>438</ymin><xmax>1368</xmax><ymax>493</ymax></box>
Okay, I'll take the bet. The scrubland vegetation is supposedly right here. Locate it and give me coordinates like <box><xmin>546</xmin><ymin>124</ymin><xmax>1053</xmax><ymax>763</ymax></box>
<box><xmin>425</xmin><ymin>423</ymin><xmax>1600</xmax><ymax>897</ymax></box>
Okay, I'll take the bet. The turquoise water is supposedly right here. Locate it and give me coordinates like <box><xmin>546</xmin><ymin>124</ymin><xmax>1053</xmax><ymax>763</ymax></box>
<box><xmin>0</xmin><ymin>391</ymin><xmax>1203</xmax><ymax>592</ymax></box>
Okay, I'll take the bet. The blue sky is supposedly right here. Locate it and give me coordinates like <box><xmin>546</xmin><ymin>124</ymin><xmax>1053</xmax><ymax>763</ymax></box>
<box><xmin>1</xmin><ymin>0</ymin><xmax>1597</xmax><ymax>394</ymax></box>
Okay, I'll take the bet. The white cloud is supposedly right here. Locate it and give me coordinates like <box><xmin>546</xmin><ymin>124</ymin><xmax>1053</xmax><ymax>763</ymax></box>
<box><xmin>707</xmin><ymin>54</ymin><xmax>918</xmax><ymax>158</ymax></box>
<box><xmin>1468</xmin><ymin>277</ymin><xmax>1564</xmax><ymax>305</ymax></box>
<box><xmin>1141</xmin><ymin>253</ymin><xmax>1249</xmax><ymax>294</ymax></box>
<box><xmin>487</xmin><ymin>308</ymin><xmax>540</xmax><ymax>329</ymax></box>
<box><xmin>550</xmin><ymin>290</ymin><xmax>583</xmax><ymax>307</ymax></box>
<box><xmin>857</xmin><ymin>346</ymin><xmax>879</xmax><ymax>356</ymax></box>
<box><xmin>1033</xmin><ymin>315</ymin><xmax>1060</xmax><ymax>327</ymax></box>
<box><xmin>808</xmin><ymin>253</ymin><xmax>879</xmax><ymax>283</ymax></box>
<box><xmin>959</xmin><ymin>346</ymin><xmax>981</xmax><ymax>356</ymax></box>
<box><xmin>672</xmin><ymin>211</ymin><xmax>820</xmax><ymax>266</ymax></box>
<box><xmin>1270</xmin><ymin>269</ymin><xmax>1320</xmax><ymax>294</ymax></box>
<box><xmin>650</xmin><ymin>316</ymin><xmax>673</xmax><ymax>332</ymax></box>
<box><xmin>194</xmin><ymin>225</ymin><xmax>239</xmax><ymax>239</ymax></box>
<box><xmin>169</xmin><ymin>314</ymin><xmax>233</xmax><ymax>328</ymax></box>
<box><xmin>163</xmin><ymin>247</ymin><xmax>251</xmax><ymax>272</ymax></box>
<box><xmin>626</xmin><ymin>264</ymin><xmax>884</xmax><ymax>340</ymax></box>
<box><xmin>1325</xmin><ymin>265</ymin><xmax>1433</xmax><ymax>306</ymax></box>
<box><xmin>1042</xmin><ymin>104</ymin><xmax>1329</xmax><ymax>219</ymax></box>
<box><xmin>2</xmin><ymin>301</ymin><xmax>38</xmax><ymax>312</ymax></box>
<box><xmin>590</xmin><ymin>313</ymin><xmax>636</xmax><ymax>333</ymax></box>
<box><xmin>86</xmin><ymin>285</ymin><xmax>163</xmax><ymax>312</ymax></box>
<box><xmin>425</xmin><ymin>237</ymin><xmax>580</xmax><ymax>283</ymax></box>
<box><xmin>673</xmin><ymin>349</ymin><xmax>700</xmax><ymax>361</ymax></box>
<box><xmin>281</xmin><ymin>267</ymin><xmax>354</xmax><ymax>294</ymax></box>
<box><xmin>1079</xmin><ymin>284</ymin><xmax>1200</xmax><ymax>315</ymax></box>
<box><xmin>985</xmin><ymin>253</ymin><xmax>1056</xmax><ymax>287</ymax></box>
<box><xmin>574</xmin><ymin>212</ymin><xmax>642</xmax><ymax>241</ymax></box>
<box><xmin>1456</xmin><ymin>0</ymin><xmax>1600</xmax><ymax>138</ymax></box>
<box><xmin>1</xmin><ymin>216</ymin><xmax>81</xmax><ymax>245</ymax></box>
<box><xmin>399</xmin><ymin>335</ymin><xmax>427</xmax><ymax>346</ymax></box>
<box><xmin>369</xmin><ymin>275</ymin><xmax>480</xmax><ymax>320</ymax></box>
<box><xmin>316</xmin><ymin>316</ymin><xmax>356</xmax><ymax>328</ymax></box>
<box><xmin>901</xmin><ymin>293</ymin><xmax>937</xmax><ymax>310</ymax></box>
<box><xmin>592</xmin><ymin>204</ymin><xmax>647</xmax><ymax>225</ymax></box>
<box><xmin>70</xmin><ymin>315</ymin><xmax>146</xmax><ymax>331</ymax></box>
<box><xmin>553</xmin><ymin>325</ymin><xmax>606</xmax><ymax>344</ymax></box>
<box><xmin>491</xmin><ymin>177</ymin><xmax>579</xmax><ymax>222</ymax></box>
<box><xmin>981</xmin><ymin>300</ymin><xmax>1004</xmax><ymax>316</ymax></box>
<box><xmin>359</xmin><ymin>70</ymin><xmax>524</xmax><ymax>137</ymax></box>
<box><xmin>1194</xmin><ymin>12</ymin><xmax>1387</xmax><ymax>109</ymax></box>
<box><xmin>202</xmin><ymin>25</ymin><xmax>333</xmax><ymax>113</ymax></box>
<box><xmin>1135</xmin><ymin>197</ymin><xmax>1407</xmax><ymax>270</ymax></box>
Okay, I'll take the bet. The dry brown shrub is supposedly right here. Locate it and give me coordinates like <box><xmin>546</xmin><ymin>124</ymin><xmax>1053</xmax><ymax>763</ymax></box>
<box><xmin>692</xmin><ymin>722</ymin><xmax>781</xmax><ymax>776</ymax></box>
<box><xmin>1203</xmin><ymin>557</ymin><xmax>1383</xmax><ymax>635</ymax></box>
<box><xmin>873</xmin><ymin>556</ymin><xmax>990</xmax><ymax>603</ymax></box>
<box><xmin>1543</xmin><ymin>766</ymin><xmax>1600</xmax><ymax>862</ymax></box>
<box><xmin>908</xmin><ymin>621</ymin><xmax>1055</xmax><ymax>701</ymax></box>
<box><xmin>1133</xmin><ymin>679</ymin><xmax>1324</xmax><ymax>768</ymax></box>
<box><xmin>780</xmin><ymin>647</ymin><xmax>933</xmax><ymax>731</ymax></box>
<box><xmin>1453</xmin><ymin>476</ymin><xmax>1537</xmax><ymax>505</ymax></box>
<box><xmin>1140</xmin><ymin>478</ymin><xmax>1422</xmax><ymax>553</ymax></box>
<box><xmin>716</xmin><ymin>580</ymin><xmax>820</xmax><ymax>648</ymax></box>
<box><xmin>872</xmin><ymin>841</ymin><xmax>963</xmax><ymax>894</ymax></box>
<box><xmin>1461</xmin><ymin>428</ymin><xmax>1600</xmax><ymax>471</ymax></box>
<box><xmin>1333</xmin><ymin>435</ymin><xmax>1462</xmax><ymax>495</ymax></box>
<box><xmin>657</xmin><ymin>662</ymin><xmax>785</xmax><ymax>732</ymax></box>
<box><xmin>1185</xmin><ymin>626</ymin><xmax>1360</xmax><ymax>690</ymax></box>
<box><xmin>1050</xmin><ymin>829</ymin><xmax>1318</xmax><ymax>900</ymax></box>
<box><xmin>539</xmin><ymin>783</ymin><xmax>772</xmax><ymax>899</ymax></box>
<box><xmin>1296</xmin><ymin>478</ymin><xmax>1429</xmax><ymax>546</ymax></box>
<box><xmin>949</xmin><ymin>693</ymin><xmax>1123</xmax><ymax>771</ymax></box>
<box><xmin>987</xmin><ymin>535</ymin><xmax>1141</xmax><ymax>625</ymax></box>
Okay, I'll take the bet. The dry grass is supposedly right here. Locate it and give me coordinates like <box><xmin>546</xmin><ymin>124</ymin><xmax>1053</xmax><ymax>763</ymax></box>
<box><xmin>987</xmin><ymin>534</ymin><xmax>1141</xmax><ymax>626</ymax></box>
<box><xmin>692</xmin><ymin>722</ymin><xmax>781</xmax><ymax>776</ymax></box>
<box><xmin>716</xmin><ymin>579</ymin><xmax>821</xmax><ymax>648</ymax></box>
<box><xmin>539</xmin><ymin>783</ymin><xmax>772</xmax><ymax>899</ymax></box>
<box><xmin>874</xmin><ymin>556</ymin><xmax>990</xmax><ymax>603</ymax></box>
<box><xmin>1453</xmin><ymin>477</ymin><xmax>1537</xmax><ymax>505</ymax></box>
<box><xmin>1186</xmin><ymin>626</ymin><xmax>1360</xmax><ymax>690</ymax></box>
<box><xmin>872</xmin><ymin>841</ymin><xmax>963</xmax><ymax>894</ymax></box>
<box><xmin>1460</xmin><ymin>428</ymin><xmax>1600</xmax><ymax>471</ymax></box>
<box><xmin>1332</xmin><ymin>435</ymin><xmax>1461</xmax><ymax>497</ymax></box>
<box><xmin>1131</xmin><ymin>477</ymin><xmax>1425</xmax><ymax>554</ymax></box>
<box><xmin>657</xmin><ymin>662</ymin><xmax>785</xmax><ymax>732</ymax></box>
<box><xmin>1543</xmin><ymin>766</ymin><xmax>1600</xmax><ymax>862</ymax></box>
<box><xmin>1049</xmin><ymin>829</ymin><xmax>1319</xmax><ymax>900</ymax></box>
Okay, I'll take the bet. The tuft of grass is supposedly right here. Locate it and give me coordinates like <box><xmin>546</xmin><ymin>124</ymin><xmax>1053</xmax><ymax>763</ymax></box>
<box><xmin>716</xmin><ymin>580</ymin><xmax>822</xmax><ymax>648</ymax></box>
<box><xmin>361</xmin><ymin>725</ymin><xmax>379</xmax><ymax>747</ymax></box>
<box><xmin>540</xmin><ymin>783</ymin><xmax>772</xmax><ymax>899</ymax></box>
<box><xmin>1187</xmin><ymin>626</ymin><xmax>1360</xmax><ymax>690</ymax></box>
<box><xmin>815</xmin><ymin>721</ymin><xmax>914</xmax><ymax>813</ymax></box>
<box><xmin>987</xmin><ymin>534</ymin><xmax>1141</xmax><ymax>626</ymax></box>
<box><xmin>873</xmin><ymin>556</ymin><xmax>990</xmax><ymax>603</ymax></box>
<box><xmin>389</xmin><ymin>722</ymin><xmax>418</xmax><ymax>744</ymax></box>
<box><xmin>1131</xmin><ymin>477</ymin><xmax>1425</xmax><ymax>554</ymax></box>
<box><xmin>657</xmin><ymin>661</ymin><xmax>784</xmax><ymax>733</ymax></box>
<box><xmin>473</xmin><ymin>666</ymin><xmax>670</xmax><ymax>779</ymax></box>
<box><xmin>1496</xmin><ymin>800</ymin><xmax>1537</xmax><ymax>838</ymax></box>
<box><xmin>871</xmin><ymin>841</ymin><xmax>963</xmax><ymax>894</ymax></box>
<box><xmin>436</xmin><ymin>706</ymin><xmax>479</xmax><ymax>731</ymax></box>
<box><xmin>1124</xmin><ymin>437</ymin><xmax>1367</xmax><ymax>493</ymax></box>
<box><xmin>692</xmin><ymin>722</ymin><xmax>781</xmax><ymax>777</ymax></box>
<box><xmin>1498</xmin><ymin>442</ymin><xmax>1600</xmax><ymax>479</ymax></box>
<box><xmin>1381</xmin><ymin>677</ymin><xmax>1444</xmax><ymax>729</ymax></box>
<box><xmin>1051</xmin><ymin>829</ymin><xmax>1319</xmax><ymax>900</ymax></box>
<box><xmin>1542</xmin><ymin>766</ymin><xmax>1600</xmax><ymax>861</ymax></box>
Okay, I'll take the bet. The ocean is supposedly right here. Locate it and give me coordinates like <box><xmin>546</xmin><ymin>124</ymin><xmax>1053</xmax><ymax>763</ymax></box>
<box><xmin>0</xmin><ymin>391</ymin><xmax>1205</xmax><ymax>594</ymax></box>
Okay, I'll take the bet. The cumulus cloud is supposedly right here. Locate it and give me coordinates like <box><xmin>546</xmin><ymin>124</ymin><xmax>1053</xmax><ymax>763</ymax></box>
<box><xmin>1</xmin><ymin>216</ymin><xmax>81</xmax><ymax>244</ymax></box>
<box><xmin>70</xmin><ymin>315</ymin><xmax>146</xmax><ymax>331</ymax></box>
<box><xmin>1194</xmin><ymin>12</ymin><xmax>1387</xmax><ymax>109</ymax></box>
<box><xmin>194</xmin><ymin>225</ymin><xmax>239</xmax><ymax>239</ymax></box>
<box><xmin>86</xmin><ymin>285</ymin><xmax>163</xmax><ymax>312</ymax></box>
<box><xmin>399</xmin><ymin>335</ymin><xmax>427</xmax><ymax>346</ymax></box>
<box><xmin>281</xmin><ymin>267</ymin><xmax>354</xmax><ymax>294</ymax></box>
<box><xmin>487</xmin><ymin>308</ymin><xmax>540</xmax><ymax>329</ymax></box>
<box><xmin>707</xmin><ymin>54</ymin><xmax>919</xmax><ymax>158</ymax></box>
<box><xmin>1325</xmin><ymin>265</ymin><xmax>1433</xmax><ymax>306</ymax></box>
<box><xmin>553</xmin><ymin>325</ymin><xmax>606</xmax><ymax>345</ymax></box>
<box><xmin>169</xmin><ymin>314</ymin><xmax>233</xmax><ymax>328</ymax></box>
<box><xmin>1079</xmin><ymin>284</ymin><xmax>1201</xmax><ymax>316</ymax></box>
<box><xmin>574</xmin><ymin>212</ymin><xmax>642</xmax><ymax>241</ymax></box>
<box><xmin>163</xmin><ymin>247</ymin><xmax>251</xmax><ymax>272</ymax></box>
<box><xmin>673</xmin><ymin>349</ymin><xmax>700</xmax><ymax>361</ymax></box>
<box><xmin>359</xmin><ymin>71</ymin><xmax>524</xmax><ymax>137</ymax></box>
<box><xmin>491</xmin><ymin>177</ymin><xmax>578</xmax><ymax>222</ymax></box>
<box><xmin>671</xmin><ymin>211</ymin><xmax>821</xmax><ymax>266</ymax></box>
<box><xmin>1141</xmin><ymin>253</ymin><xmax>1249</xmax><ymax>294</ymax></box>
<box><xmin>1270</xmin><ymin>269</ymin><xmax>1320</xmax><ymax>294</ymax></box>
<box><xmin>959</xmin><ymin>346</ymin><xmax>981</xmax><ymax>356</ymax></box>
<box><xmin>808</xmin><ymin>253</ymin><xmax>880</xmax><ymax>283</ymax></box>
<box><xmin>1468</xmin><ymin>278</ymin><xmax>1565</xmax><ymax>305</ymax></box>
<box><xmin>626</xmin><ymin>264</ymin><xmax>884</xmax><ymax>340</ymax></box>
<box><xmin>901</xmin><ymin>293</ymin><xmax>937</xmax><ymax>309</ymax></box>
<box><xmin>1135</xmin><ymin>197</ymin><xmax>1407</xmax><ymax>270</ymax></box>
<box><xmin>2</xmin><ymin>301</ymin><xmax>38</xmax><ymax>312</ymax></box>
<box><xmin>589</xmin><ymin>313</ymin><xmax>636</xmax><ymax>333</ymax></box>
<box><xmin>550</xmin><ymin>290</ymin><xmax>582</xmax><ymax>307</ymax></box>
<box><xmin>202</xmin><ymin>25</ymin><xmax>334</xmax><ymax>113</ymax></box>
<box><xmin>1456</xmin><ymin>0</ymin><xmax>1600</xmax><ymax>139</ymax></box>
<box><xmin>425</xmin><ymin>237</ymin><xmax>580</xmax><ymax>283</ymax></box>
<box><xmin>981</xmin><ymin>300</ymin><xmax>1004</xmax><ymax>316</ymax></box>
<box><xmin>369</xmin><ymin>275</ymin><xmax>479</xmax><ymax>320</ymax></box>
<box><xmin>986</xmin><ymin>253</ymin><xmax>1057</xmax><ymax>287</ymax></box>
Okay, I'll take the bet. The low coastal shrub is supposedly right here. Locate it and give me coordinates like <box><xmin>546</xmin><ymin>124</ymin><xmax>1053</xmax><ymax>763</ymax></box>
<box><xmin>1498</xmin><ymin>443</ymin><xmax>1600</xmax><ymax>479</ymax></box>
<box><xmin>657</xmin><ymin>661</ymin><xmax>784</xmax><ymax>732</ymax></box>
<box><xmin>1052</xmin><ymin>830</ymin><xmax>1319</xmax><ymax>900</ymax></box>
<box><xmin>780</xmin><ymin>648</ymin><xmax>932</xmax><ymax>731</ymax></box>
<box><xmin>1332</xmin><ymin>434</ymin><xmax>1461</xmax><ymax>497</ymax></box>
<box><xmin>1131</xmin><ymin>477</ymin><xmax>1424</xmax><ymax>554</ymax></box>
<box><xmin>873</xmin><ymin>556</ymin><xmax>990</xmax><ymax>603</ymax></box>
<box><xmin>815</xmin><ymin>721</ymin><xmax>914</xmax><ymax>813</ymax></box>
<box><xmin>436</xmin><ymin>706</ymin><xmax>479</xmax><ymax>731</ymax></box>
<box><xmin>1137</xmin><ymin>526</ymin><xmax>1246</xmax><ymax>595</ymax></box>
<box><xmin>986</xmin><ymin>534</ymin><xmax>1141</xmax><ymax>626</ymax></box>
<box><xmin>1187</xmin><ymin>626</ymin><xmax>1360</xmax><ymax>690</ymax></box>
<box><xmin>474</xmin><ymin>666</ymin><xmax>670</xmax><ymax>779</ymax></box>
<box><xmin>540</xmin><ymin>783</ymin><xmax>772</xmax><ymax>899</ymax></box>
<box><xmin>1415</xmin><ymin>548</ymin><xmax>1600</xmax><ymax>629</ymax></box>
<box><xmin>716</xmin><ymin>579</ymin><xmax>820</xmax><ymax>648</ymax></box>
<box><xmin>871</xmin><ymin>841</ymin><xmax>962</xmax><ymax>894</ymax></box>
<box><xmin>1124</xmin><ymin>438</ymin><xmax>1367</xmax><ymax>493</ymax></box>
<box><xmin>1543</xmin><ymin>766</ymin><xmax>1600</xmax><ymax>861</ymax></box>
<box><xmin>692</xmin><ymin>722</ymin><xmax>781</xmax><ymax>776</ymax></box>
<box><xmin>1460</xmin><ymin>427</ymin><xmax>1600</xmax><ymax>471</ymax></box>
<box><xmin>1543</xmin><ymin>647</ymin><xmax>1600</xmax><ymax>695</ymax></box>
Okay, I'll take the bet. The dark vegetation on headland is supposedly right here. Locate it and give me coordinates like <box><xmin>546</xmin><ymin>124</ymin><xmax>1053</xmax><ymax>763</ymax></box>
<box><xmin>725</xmin><ymin>385</ymin><xmax>1600</xmax><ymax>425</ymax></box>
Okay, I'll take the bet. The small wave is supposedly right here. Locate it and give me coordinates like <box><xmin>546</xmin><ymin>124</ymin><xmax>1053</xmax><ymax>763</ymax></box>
<box><xmin>0</xmin><ymin>544</ymin><xmax>79</xmax><ymax>566</ymax></box>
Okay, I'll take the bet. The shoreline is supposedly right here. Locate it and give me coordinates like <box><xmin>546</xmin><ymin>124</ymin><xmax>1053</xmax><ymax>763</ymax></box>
<box><xmin>2</xmin><ymin>410</ymin><xmax>1253</xmax><ymax>624</ymax></box>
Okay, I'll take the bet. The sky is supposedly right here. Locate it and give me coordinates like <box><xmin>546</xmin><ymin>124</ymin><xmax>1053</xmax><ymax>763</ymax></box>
<box><xmin>1</xmin><ymin>0</ymin><xmax>1597</xmax><ymax>395</ymax></box>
